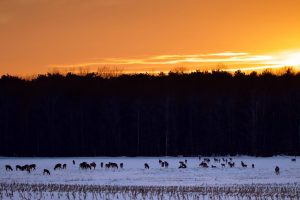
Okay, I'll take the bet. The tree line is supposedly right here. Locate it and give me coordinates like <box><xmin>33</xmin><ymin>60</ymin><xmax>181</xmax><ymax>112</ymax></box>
<box><xmin>0</xmin><ymin>69</ymin><xmax>300</xmax><ymax>156</ymax></box>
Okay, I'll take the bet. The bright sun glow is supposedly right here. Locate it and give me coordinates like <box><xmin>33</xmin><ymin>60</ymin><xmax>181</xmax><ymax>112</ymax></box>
<box><xmin>279</xmin><ymin>52</ymin><xmax>300</xmax><ymax>66</ymax></box>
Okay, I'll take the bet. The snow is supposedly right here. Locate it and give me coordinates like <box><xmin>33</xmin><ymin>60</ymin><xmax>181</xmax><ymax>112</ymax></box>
<box><xmin>0</xmin><ymin>156</ymin><xmax>299</xmax><ymax>199</ymax></box>
<box><xmin>0</xmin><ymin>156</ymin><xmax>299</xmax><ymax>186</ymax></box>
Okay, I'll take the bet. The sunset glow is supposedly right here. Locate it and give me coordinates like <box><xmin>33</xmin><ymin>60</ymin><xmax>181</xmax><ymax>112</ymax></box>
<box><xmin>278</xmin><ymin>52</ymin><xmax>300</xmax><ymax>67</ymax></box>
<box><xmin>1</xmin><ymin>0</ymin><xmax>300</xmax><ymax>75</ymax></box>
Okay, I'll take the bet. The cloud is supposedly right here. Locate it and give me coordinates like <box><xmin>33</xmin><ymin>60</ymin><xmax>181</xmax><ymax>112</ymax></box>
<box><xmin>49</xmin><ymin>52</ymin><xmax>273</xmax><ymax>69</ymax></box>
<box><xmin>223</xmin><ymin>65</ymin><xmax>284</xmax><ymax>72</ymax></box>
<box><xmin>208</xmin><ymin>52</ymin><xmax>249</xmax><ymax>57</ymax></box>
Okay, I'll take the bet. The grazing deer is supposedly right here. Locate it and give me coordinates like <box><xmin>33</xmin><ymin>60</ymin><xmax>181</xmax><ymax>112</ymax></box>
<box><xmin>105</xmin><ymin>163</ymin><xmax>110</xmax><ymax>169</ymax></box>
<box><xmin>164</xmin><ymin>161</ymin><xmax>169</xmax><ymax>168</ymax></box>
<box><xmin>43</xmin><ymin>169</ymin><xmax>50</xmax><ymax>175</ymax></box>
<box><xmin>105</xmin><ymin>162</ymin><xmax>118</xmax><ymax>169</ymax></box>
<box><xmin>62</xmin><ymin>164</ymin><xmax>67</xmax><ymax>169</ymax></box>
<box><xmin>54</xmin><ymin>163</ymin><xmax>62</xmax><ymax>170</ymax></box>
<box><xmin>179</xmin><ymin>161</ymin><xmax>186</xmax><ymax>168</ymax></box>
<box><xmin>26</xmin><ymin>167</ymin><xmax>31</xmax><ymax>173</ymax></box>
<box><xmin>20</xmin><ymin>165</ymin><xmax>31</xmax><ymax>173</ymax></box>
<box><xmin>228</xmin><ymin>162</ymin><xmax>235</xmax><ymax>168</ymax></box>
<box><xmin>159</xmin><ymin>160</ymin><xmax>167</xmax><ymax>167</ymax></box>
<box><xmin>221</xmin><ymin>163</ymin><xmax>225</xmax><ymax>168</ymax></box>
<box><xmin>29</xmin><ymin>164</ymin><xmax>36</xmax><ymax>171</ymax></box>
<box><xmin>80</xmin><ymin>162</ymin><xmax>91</xmax><ymax>170</ymax></box>
<box><xmin>275</xmin><ymin>166</ymin><xmax>280</xmax><ymax>175</ymax></box>
<box><xmin>179</xmin><ymin>162</ymin><xmax>187</xmax><ymax>169</ymax></box>
<box><xmin>16</xmin><ymin>165</ymin><xmax>22</xmax><ymax>171</ymax></box>
<box><xmin>20</xmin><ymin>165</ymin><xmax>26</xmax><ymax>171</ymax></box>
<box><xmin>144</xmin><ymin>163</ymin><xmax>150</xmax><ymax>169</ymax></box>
<box><xmin>252</xmin><ymin>164</ymin><xmax>255</xmax><ymax>168</ymax></box>
<box><xmin>211</xmin><ymin>165</ymin><xmax>217</xmax><ymax>168</ymax></box>
<box><xmin>291</xmin><ymin>158</ymin><xmax>296</xmax><ymax>162</ymax></box>
<box><xmin>85</xmin><ymin>163</ymin><xmax>92</xmax><ymax>170</ymax></box>
<box><xmin>111</xmin><ymin>163</ymin><xmax>118</xmax><ymax>169</ymax></box>
<box><xmin>199</xmin><ymin>162</ymin><xmax>209</xmax><ymax>168</ymax></box>
<box><xmin>5</xmin><ymin>165</ymin><xmax>13</xmax><ymax>171</ymax></box>
<box><xmin>90</xmin><ymin>162</ymin><xmax>96</xmax><ymax>169</ymax></box>
<box><xmin>22</xmin><ymin>165</ymin><xmax>29</xmax><ymax>170</ymax></box>
<box><xmin>241</xmin><ymin>161</ymin><xmax>247</xmax><ymax>168</ymax></box>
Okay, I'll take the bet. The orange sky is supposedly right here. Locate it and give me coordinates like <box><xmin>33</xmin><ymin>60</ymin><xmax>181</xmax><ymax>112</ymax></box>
<box><xmin>1</xmin><ymin>0</ymin><xmax>300</xmax><ymax>75</ymax></box>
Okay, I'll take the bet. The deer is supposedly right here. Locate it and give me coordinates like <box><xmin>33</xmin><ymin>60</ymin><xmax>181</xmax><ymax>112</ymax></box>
<box><xmin>164</xmin><ymin>161</ymin><xmax>169</xmax><ymax>168</ymax></box>
<box><xmin>90</xmin><ymin>162</ymin><xmax>96</xmax><ymax>169</ymax></box>
<box><xmin>54</xmin><ymin>163</ymin><xmax>62</xmax><ymax>170</ymax></box>
<box><xmin>199</xmin><ymin>162</ymin><xmax>209</xmax><ymax>168</ymax></box>
<box><xmin>5</xmin><ymin>165</ymin><xmax>13</xmax><ymax>171</ymax></box>
<box><xmin>80</xmin><ymin>162</ymin><xmax>91</xmax><ymax>170</ymax></box>
<box><xmin>43</xmin><ymin>169</ymin><xmax>50</xmax><ymax>175</ymax></box>
<box><xmin>275</xmin><ymin>166</ymin><xmax>280</xmax><ymax>175</ymax></box>
<box><xmin>29</xmin><ymin>164</ymin><xmax>36</xmax><ymax>171</ymax></box>
<box><xmin>241</xmin><ymin>161</ymin><xmax>247</xmax><ymax>168</ymax></box>
<box><xmin>178</xmin><ymin>162</ymin><xmax>187</xmax><ymax>169</ymax></box>
<box><xmin>228</xmin><ymin>162</ymin><xmax>235</xmax><ymax>168</ymax></box>
<box><xmin>16</xmin><ymin>165</ymin><xmax>22</xmax><ymax>171</ymax></box>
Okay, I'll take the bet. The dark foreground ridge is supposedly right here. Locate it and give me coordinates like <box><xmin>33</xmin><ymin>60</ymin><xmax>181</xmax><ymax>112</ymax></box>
<box><xmin>1</xmin><ymin>70</ymin><xmax>300</xmax><ymax>156</ymax></box>
<box><xmin>0</xmin><ymin>182</ymin><xmax>299</xmax><ymax>199</ymax></box>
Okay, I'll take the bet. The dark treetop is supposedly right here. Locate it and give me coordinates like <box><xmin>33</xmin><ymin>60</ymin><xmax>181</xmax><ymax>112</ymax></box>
<box><xmin>0</xmin><ymin>70</ymin><xmax>299</xmax><ymax>156</ymax></box>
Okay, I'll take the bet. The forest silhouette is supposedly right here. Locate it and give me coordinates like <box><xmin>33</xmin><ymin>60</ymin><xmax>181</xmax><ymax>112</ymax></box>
<box><xmin>0</xmin><ymin>69</ymin><xmax>299</xmax><ymax>157</ymax></box>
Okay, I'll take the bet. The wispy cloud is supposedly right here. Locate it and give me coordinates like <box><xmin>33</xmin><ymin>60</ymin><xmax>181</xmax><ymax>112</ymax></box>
<box><xmin>223</xmin><ymin>65</ymin><xmax>285</xmax><ymax>72</ymax></box>
<box><xmin>49</xmin><ymin>52</ymin><xmax>273</xmax><ymax>70</ymax></box>
<box><xmin>208</xmin><ymin>52</ymin><xmax>249</xmax><ymax>57</ymax></box>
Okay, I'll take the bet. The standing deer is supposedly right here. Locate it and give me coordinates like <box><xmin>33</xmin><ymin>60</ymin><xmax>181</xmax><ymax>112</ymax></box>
<box><xmin>275</xmin><ymin>166</ymin><xmax>280</xmax><ymax>175</ymax></box>
<box><xmin>90</xmin><ymin>162</ymin><xmax>96</xmax><ymax>169</ymax></box>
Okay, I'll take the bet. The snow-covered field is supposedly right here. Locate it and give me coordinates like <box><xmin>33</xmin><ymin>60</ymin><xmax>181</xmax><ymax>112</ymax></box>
<box><xmin>0</xmin><ymin>156</ymin><xmax>299</xmax><ymax>186</ymax></box>
<box><xmin>0</xmin><ymin>156</ymin><xmax>299</xmax><ymax>199</ymax></box>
